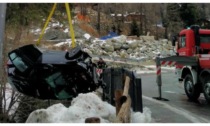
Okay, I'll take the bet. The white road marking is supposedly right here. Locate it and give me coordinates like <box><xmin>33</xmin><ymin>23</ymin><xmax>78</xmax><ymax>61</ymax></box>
<box><xmin>164</xmin><ymin>91</ymin><xmax>176</xmax><ymax>94</ymax></box>
<box><xmin>143</xmin><ymin>95</ymin><xmax>210</xmax><ymax>123</ymax></box>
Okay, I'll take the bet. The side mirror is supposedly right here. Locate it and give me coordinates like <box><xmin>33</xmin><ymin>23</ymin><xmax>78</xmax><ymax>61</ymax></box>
<box><xmin>171</xmin><ymin>36</ymin><xmax>177</xmax><ymax>46</ymax></box>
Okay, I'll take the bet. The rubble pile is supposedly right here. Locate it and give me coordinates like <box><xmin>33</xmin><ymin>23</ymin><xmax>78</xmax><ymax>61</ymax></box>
<box><xmin>77</xmin><ymin>34</ymin><xmax>174</xmax><ymax>61</ymax></box>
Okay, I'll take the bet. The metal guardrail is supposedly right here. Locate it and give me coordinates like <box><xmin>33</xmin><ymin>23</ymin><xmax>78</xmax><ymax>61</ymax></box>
<box><xmin>101</xmin><ymin>68</ymin><xmax>143</xmax><ymax>112</ymax></box>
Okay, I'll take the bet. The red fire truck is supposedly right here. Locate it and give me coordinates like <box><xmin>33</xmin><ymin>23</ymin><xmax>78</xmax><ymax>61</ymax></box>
<box><xmin>157</xmin><ymin>25</ymin><xmax>210</xmax><ymax>103</ymax></box>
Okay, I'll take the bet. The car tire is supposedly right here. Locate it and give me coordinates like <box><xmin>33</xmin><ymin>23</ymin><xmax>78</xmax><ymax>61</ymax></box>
<box><xmin>65</xmin><ymin>46</ymin><xmax>83</xmax><ymax>60</ymax></box>
<box><xmin>184</xmin><ymin>74</ymin><xmax>200</xmax><ymax>101</ymax></box>
<box><xmin>202</xmin><ymin>77</ymin><xmax>210</xmax><ymax>103</ymax></box>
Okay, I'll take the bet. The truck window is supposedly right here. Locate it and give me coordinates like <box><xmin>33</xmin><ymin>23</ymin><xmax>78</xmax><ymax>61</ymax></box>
<box><xmin>179</xmin><ymin>35</ymin><xmax>186</xmax><ymax>48</ymax></box>
<box><xmin>200</xmin><ymin>34</ymin><xmax>210</xmax><ymax>43</ymax></box>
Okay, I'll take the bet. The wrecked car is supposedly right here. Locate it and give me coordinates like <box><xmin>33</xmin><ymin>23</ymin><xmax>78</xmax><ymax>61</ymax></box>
<box><xmin>7</xmin><ymin>44</ymin><xmax>100</xmax><ymax>100</ymax></box>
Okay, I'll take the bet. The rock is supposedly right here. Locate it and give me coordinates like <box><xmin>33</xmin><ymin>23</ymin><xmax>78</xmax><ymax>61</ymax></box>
<box><xmin>101</xmin><ymin>50</ymin><xmax>109</xmax><ymax>55</ymax></box>
<box><xmin>43</xmin><ymin>30</ymin><xmax>58</xmax><ymax>40</ymax></box>
<box><xmin>150</xmin><ymin>45</ymin><xmax>157</xmax><ymax>51</ymax></box>
<box><xmin>83</xmin><ymin>48</ymin><xmax>92</xmax><ymax>55</ymax></box>
<box><xmin>134</xmin><ymin>47</ymin><xmax>140</xmax><ymax>52</ymax></box>
<box><xmin>160</xmin><ymin>39</ymin><xmax>168</xmax><ymax>43</ymax></box>
<box><xmin>127</xmin><ymin>48</ymin><xmax>133</xmax><ymax>54</ymax></box>
<box><xmin>127</xmin><ymin>40</ymin><xmax>138</xmax><ymax>49</ymax></box>
<box><xmin>129</xmin><ymin>53</ymin><xmax>136</xmax><ymax>59</ymax></box>
<box><xmin>140</xmin><ymin>36</ymin><xmax>155</xmax><ymax>42</ymax></box>
<box><xmin>104</xmin><ymin>44</ymin><xmax>114</xmax><ymax>52</ymax></box>
<box><xmin>112</xmin><ymin>35</ymin><xmax>127</xmax><ymax>44</ymax></box>
<box><xmin>136</xmin><ymin>40</ymin><xmax>144</xmax><ymax>45</ymax></box>
<box><xmin>111</xmin><ymin>51</ymin><xmax>120</xmax><ymax>57</ymax></box>
<box><xmin>113</xmin><ymin>43</ymin><xmax>122</xmax><ymax>50</ymax></box>
<box><xmin>44</xmin><ymin>29</ymin><xmax>71</xmax><ymax>41</ymax></box>
<box><xmin>121</xmin><ymin>44</ymin><xmax>129</xmax><ymax>50</ymax></box>
<box><xmin>140</xmin><ymin>46</ymin><xmax>147</xmax><ymax>53</ymax></box>
<box><xmin>120</xmin><ymin>50</ymin><xmax>129</xmax><ymax>58</ymax></box>
<box><xmin>105</xmin><ymin>39</ymin><xmax>113</xmax><ymax>45</ymax></box>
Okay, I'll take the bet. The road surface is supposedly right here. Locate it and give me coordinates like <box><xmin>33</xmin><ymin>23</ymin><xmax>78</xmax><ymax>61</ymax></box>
<box><xmin>139</xmin><ymin>70</ymin><xmax>210</xmax><ymax>123</ymax></box>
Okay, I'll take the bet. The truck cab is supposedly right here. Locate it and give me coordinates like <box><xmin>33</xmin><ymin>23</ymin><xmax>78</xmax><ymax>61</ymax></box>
<box><xmin>172</xmin><ymin>26</ymin><xmax>210</xmax><ymax>102</ymax></box>
<box><xmin>176</xmin><ymin>26</ymin><xmax>210</xmax><ymax>56</ymax></box>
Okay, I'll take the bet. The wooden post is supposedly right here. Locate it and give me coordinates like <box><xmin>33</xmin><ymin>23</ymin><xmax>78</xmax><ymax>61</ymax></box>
<box><xmin>122</xmin><ymin>76</ymin><xmax>130</xmax><ymax>96</ymax></box>
<box><xmin>85</xmin><ymin>117</ymin><xmax>100</xmax><ymax>123</ymax></box>
<box><xmin>115</xmin><ymin>76</ymin><xmax>131</xmax><ymax>123</ymax></box>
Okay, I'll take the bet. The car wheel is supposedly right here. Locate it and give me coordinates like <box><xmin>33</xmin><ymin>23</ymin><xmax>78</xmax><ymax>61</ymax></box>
<box><xmin>184</xmin><ymin>74</ymin><xmax>200</xmax><ymax>101</ymax></box>
<box><xmin>65</xmin><ymin>46</ymin><xmax>83</xmax><ymax>60</ymax></box>
<box><xmin>203</xmin><ymin>77</ymin><xmax>210</xmax><ymax>103</ymax></box>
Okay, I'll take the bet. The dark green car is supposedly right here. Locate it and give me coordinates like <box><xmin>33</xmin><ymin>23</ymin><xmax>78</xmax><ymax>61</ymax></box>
<box><xmin>7</xmin><ymin>44</ymin><xmax>99</xmax><ymax>100</ymax></box>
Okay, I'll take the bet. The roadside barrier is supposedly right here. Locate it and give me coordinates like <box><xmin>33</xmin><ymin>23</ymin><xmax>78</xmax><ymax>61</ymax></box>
<box><xmin>102</xmin><ymin>68</ymin><xmax>143</xmax><ymax>112</ymax></box>
<box><xmin>153</xmin><ymin>56</ymin><xmax>174</xmax><ymax>101</ymax></box>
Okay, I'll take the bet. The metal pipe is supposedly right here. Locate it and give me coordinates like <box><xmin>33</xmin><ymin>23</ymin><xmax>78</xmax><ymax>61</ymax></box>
<box><xmin>0</xmin><ymin>3</ymin><xmax>7</xmax><ymax>80</ymax></box>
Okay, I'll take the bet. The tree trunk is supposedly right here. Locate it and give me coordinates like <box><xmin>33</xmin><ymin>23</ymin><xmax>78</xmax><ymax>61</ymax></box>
<box><xmin>143</xmin><ymin>6</ymin><xmax>147</xmax><ymax>35</ymax></box>
<box><xmin>97</xmin><ymin>4</ymin><xmax>100</xmax><ymax>36</ymax></box>
<box><xmin>13</xmin><ymin>25</ymin><xmax>23</xmax><ymax>44</ymax></box>
<box><xmin>139</xmin><ymin>3</ymin><xmax>143</xmax><ymax>35</ymax></box>
<box><xmin>165</xmin><ymin>26</ymin><xmax>168</xmax><ymax>39</ymax></box>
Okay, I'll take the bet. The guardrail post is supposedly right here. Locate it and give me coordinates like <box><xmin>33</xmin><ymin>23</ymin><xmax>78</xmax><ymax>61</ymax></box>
<box><xmin>153</xmin><ymin>56</ymin><xmax>169</xmax><ymax>101</ymax></box>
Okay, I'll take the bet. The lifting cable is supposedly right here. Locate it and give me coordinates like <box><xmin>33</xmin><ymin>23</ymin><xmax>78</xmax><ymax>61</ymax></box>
<box><xmin>36</xmin><ymin>3</ymin><xmax>76</xmax><ymax>48</ymax></box>
<box><xmin>36</xmin><ymin>3</ymin><xmax>57</xmax><ymax>46</ymax></box>
<box><xmin>65</xmin><ymin>3</ymin><xmax>76</xmax><ymax>48</ymax></box>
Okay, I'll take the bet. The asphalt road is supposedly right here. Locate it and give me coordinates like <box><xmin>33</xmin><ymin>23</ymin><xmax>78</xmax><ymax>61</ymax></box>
<box><xmin>139</xmin><ymin>71</ymin><xmax>210</xmax><ymax>123</ymax></box>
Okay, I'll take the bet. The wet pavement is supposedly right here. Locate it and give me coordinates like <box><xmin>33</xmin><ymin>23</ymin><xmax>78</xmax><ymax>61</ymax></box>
<box><xmin>140</xmin><ymin>72</ymin><xmax>210</xmax><ymax>123</ymax></box>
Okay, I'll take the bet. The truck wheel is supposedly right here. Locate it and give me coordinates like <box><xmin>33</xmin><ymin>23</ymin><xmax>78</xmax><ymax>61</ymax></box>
<box><xmin>184</xmin><ymin>74</ymin><xmax>200</xmax><ymax>101</ymax></box>
<box><xmin>202</xmin><ymin>77</ymin><xmax>210</xmax><ymax>103</ymax></box>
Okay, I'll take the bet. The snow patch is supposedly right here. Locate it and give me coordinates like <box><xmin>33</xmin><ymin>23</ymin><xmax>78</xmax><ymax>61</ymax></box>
<box><xmin>54</xmin><ymin>39</ymin><xmax>72</xmax><ymax>47</ymax></box>
<box><xmin>83</xmin><ymin>33</ymin><xmax>91</xmax><ymax>40</ymax></box>
<box><xmin>26</xmin><ymin>92</ymin><xmax>152</xmax><ymax>123</ymax></box>
<box><xmin>63</xmin><ymin>28</ymin><xmax>69</xmax><ymax>33</ymax></box>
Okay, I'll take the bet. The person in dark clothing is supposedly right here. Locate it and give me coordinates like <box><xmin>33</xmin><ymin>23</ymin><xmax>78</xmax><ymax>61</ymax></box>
<box><xmin>97</xmin><ymin>57</ymin><xmax>107</xmax><ymax>69</ymax></box>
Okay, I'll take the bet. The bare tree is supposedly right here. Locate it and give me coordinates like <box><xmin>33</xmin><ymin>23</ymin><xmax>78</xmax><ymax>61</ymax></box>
<box><xmin>97</xmin><ymin>3</ymin><xmax>100</xmax><ymax>36</ymax></box>
<box><xmin>139</xmin><ymin>3</ymin><xmax>143</xmax><ymax>35</ymax></box>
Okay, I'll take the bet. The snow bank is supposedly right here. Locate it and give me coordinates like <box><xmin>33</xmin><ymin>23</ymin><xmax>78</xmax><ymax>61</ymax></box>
<box><xmin>26</xmin><ymin>92</ymin><xmax>152</xmax><ymax>123</ymax></box>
